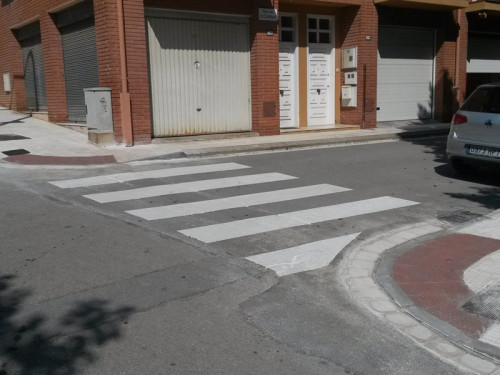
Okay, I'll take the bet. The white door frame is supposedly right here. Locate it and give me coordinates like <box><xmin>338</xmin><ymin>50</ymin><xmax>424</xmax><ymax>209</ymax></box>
<box><xmin>279</xmin><ymin>12</ymin><xmax>299</xmax><ymax>128</ymax></box>
<box><xmin>307</xmin><ymin>14</ymin><xmax>335</xmax><ymax>126</ymax></box>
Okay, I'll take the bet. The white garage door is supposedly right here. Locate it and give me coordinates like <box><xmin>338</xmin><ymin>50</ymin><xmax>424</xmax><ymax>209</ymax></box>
<box><xmin>377</xmin><ymin>27</ymin><xmax>435</xmax><ymax>122</ymax></box>
<box><xmin>146</xmin><ymin>12</ymin><xmax>251</xmax><ymax>137</ymax></box>
<box><xmin>467</xmin><ymin>34</ymin><xmax>500</xmax><ymax>73</ymax></box>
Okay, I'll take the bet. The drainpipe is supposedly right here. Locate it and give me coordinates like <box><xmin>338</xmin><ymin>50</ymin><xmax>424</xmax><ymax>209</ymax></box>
<box><xmin>117</xmin><ymin>0</ymin><xmax>133</xmax><ymax>146</ymax></box>
<box><xmin>454</xmin><ymin>9</ymin><xmax>462</xmax><ymax>112</ymax></box>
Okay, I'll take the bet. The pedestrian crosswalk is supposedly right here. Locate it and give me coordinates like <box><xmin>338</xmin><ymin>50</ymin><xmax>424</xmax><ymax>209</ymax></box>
<box><xmin>49</xmin><ymin>162</ymin><xmax>251</xmax><ymax>188</ymax></box>
<box><xmin>49</xmin><ymin>162</ymin><xmax>419</xmax><ymax>277</ymax></box>
<box><xmin>126</xmin><ymin>184</ymin><xmax>350</xmax><ymax>220</ymax></box>
<box><xmin>179</xmin><ymin>196</ymin><xmax>418</xmax><ymax>243</ymax></box>
<box><xmin>82</xmin><ymin>173</ymin><xmax>296</xmax><ymax>203</ymax></box>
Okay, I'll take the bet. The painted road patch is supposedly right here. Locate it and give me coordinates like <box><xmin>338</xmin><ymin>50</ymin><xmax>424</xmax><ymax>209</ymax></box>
<box><xmin>246</xmin><ymin>233</ymin><xmax>360</xmax><ymax>276</ymax></box>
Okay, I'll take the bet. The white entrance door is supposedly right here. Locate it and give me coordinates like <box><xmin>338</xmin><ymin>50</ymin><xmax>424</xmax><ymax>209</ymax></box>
<box><xmin>279</xmin><ymin>14</ymin><xmax>298</xmax><ymax>128</ymax></box>
<box><xmin>307</xmin><ymin>15</ymin><xmax>334</xmax><ymax>126</ymax></box>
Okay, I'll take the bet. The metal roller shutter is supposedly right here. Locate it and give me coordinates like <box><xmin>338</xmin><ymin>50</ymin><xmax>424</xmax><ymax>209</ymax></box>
<box><xmin>60</xmin><ymin>18</ymin><xmax>99</xmax><ymax>123</ymax></box>
<box><xmin>467</xmin><ymin>34</ymin><xmax>500</xmax><ymax>73</ymax></box>
<box><xmin>377</xmin><ymin>27</ymin><xmax>435</xmax><ymax>122</ymax></box>
<box><xmin>17</xmin><ymin>23</ymin><xmax>47</xmax><ymax>112</ymax></box>
<box><xmin>146</xmin><ymin>11</ymin><xmax>251</xmax><ymax>137</ymax></box>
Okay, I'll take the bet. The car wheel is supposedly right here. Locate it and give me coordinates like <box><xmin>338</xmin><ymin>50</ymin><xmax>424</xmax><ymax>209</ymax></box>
<box><xmin>451</xmin><ymin>158</ymin><xmax>479</xmax><ymax>175</ymax></box>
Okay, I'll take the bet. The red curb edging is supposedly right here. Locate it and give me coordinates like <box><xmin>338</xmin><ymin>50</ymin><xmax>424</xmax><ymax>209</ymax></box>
<box><xmin>3</xmin><ymin>154</ymin><xmax>117</xmax><ymax>165</ymax></box>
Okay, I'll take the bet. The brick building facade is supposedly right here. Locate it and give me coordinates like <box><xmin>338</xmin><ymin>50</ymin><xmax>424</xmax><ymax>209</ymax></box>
<box><xmin>0</xmin><ymin>0</ymin><xmax>498</xmax><ymax>145</ymax></box>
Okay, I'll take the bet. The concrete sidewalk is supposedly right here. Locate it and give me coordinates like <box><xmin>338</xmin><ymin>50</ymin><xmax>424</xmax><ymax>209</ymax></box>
<box><xmin>0</xmin><ymin>107</ymin><xmax>450</xmax><ymax>165</ymax></box>
<box><xmin>341</xmin><ymin>211</ymin><xmax>500</xmax><ymax>375</ymax></box>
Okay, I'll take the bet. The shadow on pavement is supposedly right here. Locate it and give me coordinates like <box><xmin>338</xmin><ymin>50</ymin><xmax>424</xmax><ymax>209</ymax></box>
<box><xmin>0</xmin><ymin>274</ymin><xmax>135</xmax><ymax>375</ymax></box>
<box><xmin>403</xmin><ymin>136</ymin><xmax>500</xmax><ymax>210</ymax></box>
<box><xmin>0</xmin><ymin>116</ymin><xmax>31</xmax><ymax>127</ymax></box>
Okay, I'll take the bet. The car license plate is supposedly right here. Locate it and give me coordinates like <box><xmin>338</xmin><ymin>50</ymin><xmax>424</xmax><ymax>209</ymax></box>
<box><xmin>466</xmin><ymin>145</ymin><xmax>500</xmax><ymax>159</ymax></box>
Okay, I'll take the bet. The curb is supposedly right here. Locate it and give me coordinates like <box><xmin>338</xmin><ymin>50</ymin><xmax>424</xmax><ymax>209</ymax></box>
<box><xmin>339</xmin><ymin>220</ymin><xmax>500</xmax><ymax>375</ymax></box>
<box><xmin>135</xmin><ymin>127</ymin><xmax>450</xmax><ymax>162</ymax></box>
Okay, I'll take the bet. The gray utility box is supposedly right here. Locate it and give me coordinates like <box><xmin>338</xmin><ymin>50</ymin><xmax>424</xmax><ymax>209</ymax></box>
<box><xmin>84</xmin><ymin>87</ymin><xmax>113</xmax><ymax>132</ymax></box>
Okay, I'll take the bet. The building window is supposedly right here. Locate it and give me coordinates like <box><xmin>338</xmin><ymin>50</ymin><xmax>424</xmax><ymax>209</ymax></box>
<box><xmin>308</xmin><ymin>16</ymin><xmax>331</xmax><ymax>44</ymax></box>
<box><xmin>280</xmin><ymin>15</ymin><xmax>295</xmax><ymax>43</ymax></box>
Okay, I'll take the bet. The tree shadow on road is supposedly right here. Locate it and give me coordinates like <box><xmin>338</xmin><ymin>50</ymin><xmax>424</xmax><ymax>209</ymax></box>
<box><xmin>0</xmin><ymin>274</ymin><xmax>135</xmax><ymax>375</ymax></box>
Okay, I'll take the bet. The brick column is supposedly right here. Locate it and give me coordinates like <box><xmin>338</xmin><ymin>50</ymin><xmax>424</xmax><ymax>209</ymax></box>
<box><xmin>94</xmin><ymin>0</ymin><xmax>152</xmax><ymax>144</ymax></box>
<box><xmin>40</xmin><ymin>12</ymin><xmax>68</xmax><ymax>123</ymax></box>
<box><xmin>358</xmin><ymin>0</ymin><xmax>378</xmax><ymax>128</ymax></box>
<box><xmin>339</xmin><ymin>1</ymin><xmax>378</xmax><ymax>129</ymax></box>
<box><xmin>250</xmin><ymin>0</ymin><xmax>280</xmax><ymax>136</ymax></box>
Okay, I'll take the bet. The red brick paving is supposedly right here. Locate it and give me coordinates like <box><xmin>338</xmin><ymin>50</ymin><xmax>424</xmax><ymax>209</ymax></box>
<box><xmin>393</xmin><ymin>234</ymin><xmax>500</xmax><ymax>337</ymax></box>
<box><xmin>3</xmin><ymin>154</ymin><xmax>116</xmax><ymax>165</ymax></box>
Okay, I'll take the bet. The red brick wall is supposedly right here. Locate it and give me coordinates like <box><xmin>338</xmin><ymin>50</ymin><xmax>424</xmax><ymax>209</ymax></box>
<box><xmin>144</xmin><ymin>0</ymin><xmax>251</xmax><ymax>14</ymax></box>
<box><xmin>0</xmin><ymin>0</ymin><xmax>84</xmax><ymax>122</ymax></box>
<box><xmin>0</xmin><ymin>0</ymin><xmax>155</xmax><ymax>143</ymax></box>
<box><xmin>0</xmin><ymin>0</ymin><xmax>468</xmax><ymax>142</ymax></box>
<box><xmin>339</xmin><ymin>1</ymin><xmax>378</xmax><ymax>128</ymax></box>
<box><xmin>434</xmin><ymin>10</ymin><xmax>468</xmax><ymax>122</ymax></box>
<box><xmin>250</xmin><ymin>0</ymin><xmax>280</xmax><ymax>135</ymax></box>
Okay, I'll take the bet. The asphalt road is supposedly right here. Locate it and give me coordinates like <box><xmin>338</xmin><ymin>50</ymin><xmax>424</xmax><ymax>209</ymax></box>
<box><xmin>1</xmin><ymin>136</ymin><xmax>499</xmax><ymax>374</ymax></box>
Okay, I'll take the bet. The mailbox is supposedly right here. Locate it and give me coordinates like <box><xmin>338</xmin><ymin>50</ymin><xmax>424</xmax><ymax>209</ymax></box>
<box><xmin>341</xmin><ymin>85</ymin><xmax>357</xmax><ymax>107</ymax></box>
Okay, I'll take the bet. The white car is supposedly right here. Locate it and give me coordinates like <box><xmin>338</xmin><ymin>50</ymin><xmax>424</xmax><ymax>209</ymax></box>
<box><xmin>446</xmin><ymin>83</ymin><xmax>500</xmax><ymax>174</ymax></box>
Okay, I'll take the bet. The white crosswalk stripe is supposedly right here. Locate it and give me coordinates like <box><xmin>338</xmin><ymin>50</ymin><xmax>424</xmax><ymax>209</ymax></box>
<box><xmin>50</xmin><ymin>163</ymin><xmax>421</xmax><ymax>277</ymax></box>
<box><xmin>246</xmin><ymin>233</ymin><xmax>360</xmax><ymax>276</ymax></box>
<box><xmin>126</xmin><ymin>184</ymin><xmax>351</xmax><ymax>220</ymax></box>
<box><xmin>83</xmin><ymin>173</ymin><xmax>297</xmax><ymax>203</ymax></box>
<box><xmin>179</xmin><ymin>196</ymin><xmax>419</xmax><ymax>243</ymax></box>
<box><xmin>49</xmin><ymin>162</ymin><xmax>251</xmax><ymax>188</ymax></box>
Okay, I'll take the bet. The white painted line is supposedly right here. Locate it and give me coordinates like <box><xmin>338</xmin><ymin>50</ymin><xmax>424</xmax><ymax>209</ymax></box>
<box><xmin>179</xmin><ymin>196</ymin><xmax>419</xmax><ymax>243</ymax></box>
<box><xmin>246</xmin><ymin>233</ymin><xmax>360</xmax><ymax>276</ymax></box>
<box><xmin>463</xmin><ymin>250</ymin><xmax>500</xmax><ymax>293</ymax></box>
<box><xmin>458</xmin><ymin>214</ymin><xmax>500</xmax><ymax>240</ymax></box>
<box><xmin>126</xmin><ymin>184</ymin><xmax>351</xmax><ymax>220</ymax></box>
<box><xmin>83</xmin><ymin>173</ymin><xmax>297</xmax><ymax>203</ymax></box>
<box><xmin>480</xmin><ymin>323</ymin><xmax>500</xmax><ymax>348</ymax></box>
<box><xmin>49</xmin><ymin>162</ymin><xmax>251</xmax><ymax>188</ymax></box>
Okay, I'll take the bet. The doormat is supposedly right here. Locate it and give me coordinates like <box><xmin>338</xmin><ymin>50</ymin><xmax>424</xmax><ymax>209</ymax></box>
<box><xmin>0</xmin><ymin>134</ymin><xmax>30</xmax><ymax>141</ymax></box>
<box><xmin>2</xmin><ymin>149</ymin><xmax>30</xmax><ymax>156</ymax></box>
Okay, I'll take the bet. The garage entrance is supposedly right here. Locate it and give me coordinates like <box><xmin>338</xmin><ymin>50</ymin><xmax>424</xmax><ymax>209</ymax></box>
<box><xmin>467</xmin><ymin>33</ymin><xmax>500</xmax><ymax>96</ymax></box>
<box><xmin>377</xmin><ymin>26</ymin><xmax>435</xmax><ymax>122</ymax></box>
<box><xmin>17</xmin><ymin>22</ymin><xmax>47</xmax><ymax>112</ymax></box>
<box><xmin>146</xmin><ymin>11</ymin><xmax>251</xmax><ymax>137</ymax></box>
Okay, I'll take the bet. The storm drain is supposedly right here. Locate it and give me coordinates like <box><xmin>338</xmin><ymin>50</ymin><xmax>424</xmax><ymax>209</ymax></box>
<box><xmin>0</xmin><ymin>134</ymin><xmax>30</xmax><ymax>141</ymax></box>
<box><xmin>2</xmin><ymin>149</ymin><xmax>30</xmax><ymax>156</ymax></box>
<box><xmin>438</xmin><ymin>210</ymin><xmax>483</xmax><ymax>224</ymax></box>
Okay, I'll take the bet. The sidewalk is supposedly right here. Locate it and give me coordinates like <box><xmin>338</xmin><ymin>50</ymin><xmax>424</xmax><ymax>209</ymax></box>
<box><xmin>342</xmin><ymin>212</ymin><xmax>500</xmax><ymax>374</ymax></box>
<box><xmin>0</xmin><ymin>107</ymin><xmax>450</xmax><ymax>166</ymax></box>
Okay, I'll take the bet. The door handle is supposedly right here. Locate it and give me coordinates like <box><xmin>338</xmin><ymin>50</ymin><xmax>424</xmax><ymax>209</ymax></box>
<box><xmin>485</xmin><ymin>119</ymin><xmax>493</xmax><ymax>127</ymax></box>
<box><xmin>317</xmin><ymin>89</ymin><xmax>321</xmax><ymax>95</ymax></box>
<box><xmin>280</xmin><ymin>90</ymin><xmax>284</xmax><ymax>96</ymax></box>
